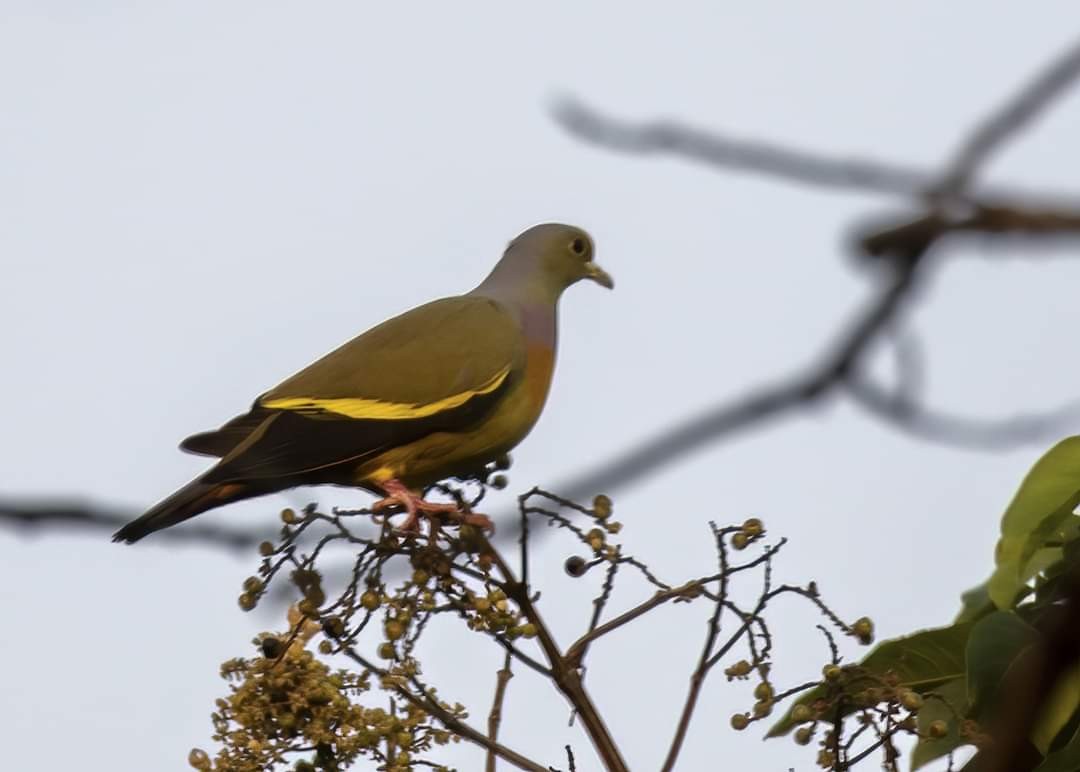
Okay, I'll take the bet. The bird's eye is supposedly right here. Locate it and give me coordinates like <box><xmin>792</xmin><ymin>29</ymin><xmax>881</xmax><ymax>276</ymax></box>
<box><xmin>569</xmin><ymin>237</ymin><xmax>587</xmax><ymax>257</ymax></box>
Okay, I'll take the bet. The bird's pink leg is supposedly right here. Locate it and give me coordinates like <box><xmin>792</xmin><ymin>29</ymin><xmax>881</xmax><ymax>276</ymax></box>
<box><xmin>371</xmin><ymin>478</ymin><xmax>494</xmax><ymax>535</ymax></box>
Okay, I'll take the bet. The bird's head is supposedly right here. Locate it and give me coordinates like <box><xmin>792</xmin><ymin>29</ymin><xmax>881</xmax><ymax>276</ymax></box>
<box><xmin>492</xmin><ymin>223</ymin><xmax>614</xmax><ymax>299</ymax></box>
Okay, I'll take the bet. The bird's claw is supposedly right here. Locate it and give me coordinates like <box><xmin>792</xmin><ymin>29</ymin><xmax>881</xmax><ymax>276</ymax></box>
<box><xmin>372</xmin><ymin>480</ymin><xmax>493</xmax><ymax>538</ymax></box>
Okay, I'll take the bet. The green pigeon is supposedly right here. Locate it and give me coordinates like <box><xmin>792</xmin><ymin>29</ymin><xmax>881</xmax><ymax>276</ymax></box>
<box><xmin>113</xmin><ymin>223</ymin><xmax>612</xmax><ymax>543</ymax></box>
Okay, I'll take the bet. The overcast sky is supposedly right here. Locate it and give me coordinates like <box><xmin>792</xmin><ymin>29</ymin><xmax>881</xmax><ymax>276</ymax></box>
<box><xmin>3</xmin><ymin>4</ymin><xmax>1080</xmax><ymax>770</ymax></box>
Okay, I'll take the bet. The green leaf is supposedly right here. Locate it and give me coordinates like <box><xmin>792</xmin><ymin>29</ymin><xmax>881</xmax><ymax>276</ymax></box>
<box><xmin>964</xmin><ymin>611</ymin><xmax>1080</xmax><ymax>756</ymax></box>
<box><xmin>911</xmin><ymin>677</ymin><xmax>971</xmax><ymax>770</ymax></box>
<box><xmin>1036</xmin><ymin>720</ymin><xmax>1080</xmax><ymax>772</ymax></box>
<box><xmin>966</xmin><ymin>611</ymin><xmax>1039</xmax><ymax>715</ymax></box>
<box><xmin>988</xmin><ymin>438</ymin><xmax>1080</xmax><ymax>609</ymax></box>
<box><xmin>1033</xmin><ymin>663</ymin><xmax>1080</xmax><ymax>754</ymax></box>
<box><xmin>768</xmin><ymin>622</ymin><xmax>971</xmax><ymax>737</ymax></box>
<box><xmin>955</xmin><ymin>581</ymin><xmax>995</xmax><ymax>624</ymax></box>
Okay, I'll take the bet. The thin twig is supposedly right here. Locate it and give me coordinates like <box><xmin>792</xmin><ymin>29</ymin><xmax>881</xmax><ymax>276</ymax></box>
<box><xmin>933</xmin><ymin>35</ymin><xmax>1080</xmax><ymax>200</ymax></box>
<box><xmin>481</xmin><ymin>535</ymin><xmax>631</xmax><ymax>772</ymax></box>
<box><xmin>660</xmin><ymin>523</ymin><xmax>731</xmax><ymax>772</ymax></box>
<box><xmin>847</xmin><ymin>373</ymin><xmax>1080</xmax><ymax>449</ymax></box>
<box><xmin>487</xmin><ymin>651</ymin><xmax>514</xmax><ymax>772</ymax></box>
<box><xmin>339</xmin><ymin>647</ymin><xmax>547</xmax><ymax>772</ymax></box>
<box><xmin>565</xmin><ymin>581</ymin><xmax>704</xmax><ymax>667</ymax></box>
<box><xmin>554</xmin><ymin>255</ymin><xmax>923</xmax><ymax>504</ymax></box>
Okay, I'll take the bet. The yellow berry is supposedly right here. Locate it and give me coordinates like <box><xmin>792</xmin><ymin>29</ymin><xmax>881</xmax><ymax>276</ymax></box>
<box><xmin>730</xmin><ymin>713</ymin><xmax>750</xmax><ymax>730</ymax></box>
<box><xmin>238</xmin><ymin>593</ymin><xmax>257</xmax><ymax>612</ymax></box>
<box><xmin>899</xmin><ymin>689</ymin><xmax>923</xmax><ymax>711</ymax></box>
<box><xmin>384</xmin><ymin>620</ymin><xmax>405</xmax><ymax>641</ymax></box>
<box><xmin>490</xmin><ymin>474</ymin><xmax>508</xmax><ymax>490</ymax></box>
<box><xmin>732</xmin><ymin>532</ymin><xmax>750</xmax><ymax>550</ymax></box>
<box><xmin>412</xmin><ymin>569</ymin><xmax>430</xmax><ymax>586</ymax></box>
<box><xmin>258</xmin><ymin>541</ymin><xmax>275</xmax><ymax>557</ymax></box>
<box><xmin>794</xmin><ymin>726</ymin><xmax>813</xmax><ymax>745</ymax></box>
<box><xmin>520</xmin><ymin>623</ymin><xmax>538</xmax><ymax>638</ymax></box>
<box><xmin>242</xmin><ymin>576</ymin><xmax>263</xmax><ymax>593</ymax></box>
<box><xmin>742</xmin><ymin>518</ymin><xmax>764</xmax><ymax>537</ymax></box>
<box><xmin>753</xmin><ymin>700</ymin><xmax>772</xmax><ymax>718</ymax></box>
<box><xmin>378</xmin><ymin>642</ymin><xmax>396</xmax><ymax>659</ymax></box>
<box><xmin>853</xmin><ymin>617</ymin><xmax>875</xmax><ymax>644</ymax></box>
<box><xmin>281</xmin><ymin>508</ymin><xmax>297</xmax><ymax>524</ymax></box>
<box><xmin>361</xmin><ymin>591</ymin><xmax>380</xmax><ymax>611</ymax></box>
<box><xmin>592</xmin><ymin>494</ymin><xmax>613</xmax><ymax>519</ymax></box>
<box><xmin>725</xmin><ymin>659</ymin><xmax>753</xmax><ymax>678</ymax></box>
<box><xmin>791</xmin><ymin>704</ymin><xmax>814</xmax><ymax>724</ymax></box>
<box><xmin>318</xmin><ymin>640</ymin><xmax>332</xmax><ymax>655</ymax></box>
<box><xmin>823</xmin><ymin>664</ymin><xmax>842</xmax><ymax>681</ymax></box>
<box><xmin>473</xmin><ymin>597</ymin><xmax>491</xmax><ymax>612</ymax></box>
<box><xmin>754</xmin><ymin>682</ymin><xmax>773</xmax><ymax>701</ymax></box>
<box><xmin>188</xmin><ymin>748</ymin><xmax>211</xmax><ymax>770</ymax></box>
<box><xmin>928</xmin><ymin>720</ymin><xmax>948</xmax><ymax>738</ymax></box>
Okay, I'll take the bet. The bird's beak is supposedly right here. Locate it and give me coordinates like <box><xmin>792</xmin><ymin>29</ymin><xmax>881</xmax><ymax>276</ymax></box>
<box><xmin>584</xmin><ymin>262</ymin><xmax>614</xmax><ymax>289</ymax></box>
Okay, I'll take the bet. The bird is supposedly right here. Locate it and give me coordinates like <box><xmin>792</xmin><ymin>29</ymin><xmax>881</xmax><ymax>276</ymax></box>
<box><xmin>113</xmin><ymin>223</ymin><xmax>613</xmax><ymax>543</ymax></box>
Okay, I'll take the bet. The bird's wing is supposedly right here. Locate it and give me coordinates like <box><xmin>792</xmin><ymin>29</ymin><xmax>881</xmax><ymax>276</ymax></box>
<box><xmin>191</xmin><ymin>296</ymin><xmax>523</xmax><ymax>482</ymax></box>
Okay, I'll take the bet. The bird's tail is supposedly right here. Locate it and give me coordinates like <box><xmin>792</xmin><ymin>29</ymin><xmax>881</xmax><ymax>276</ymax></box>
<box><xmin>112</xmin><ymin>478</ymin><xmax>258</xmax><ymax>544</ymax></box>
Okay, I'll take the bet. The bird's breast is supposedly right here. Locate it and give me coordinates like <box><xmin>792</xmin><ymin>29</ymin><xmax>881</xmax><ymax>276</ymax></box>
<box><xmin>523</xmin><ymin>342</ymin><xmax>556</xmax><ymax>414</ymax></box>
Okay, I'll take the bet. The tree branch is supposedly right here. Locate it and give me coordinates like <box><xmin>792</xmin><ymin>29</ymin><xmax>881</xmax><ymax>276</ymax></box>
<box><xmin>482</xmin><ymin>535</ymin><xmax>631</xmax><ymax>772</ymax></box>
<box><xmin>933</xmin><ymin>35</ymin><xmax>1080</xmax><ymax>201</ymax></box>
<box><xmin>487</xmin><ymin>651</ymin><xmax>514</xmax><ymax>772</ymax></box>
<box><xmin>340</xmin><ymin>647</ymin><xmax>548</xmax><ymax>772</ymax></box>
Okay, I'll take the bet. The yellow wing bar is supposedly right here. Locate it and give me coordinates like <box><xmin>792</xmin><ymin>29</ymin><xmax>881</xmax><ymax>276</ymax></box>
<box><xmin>260</xmin><ymin>366</ymin><xmax>511</xmax><ymax>421</ymax></box>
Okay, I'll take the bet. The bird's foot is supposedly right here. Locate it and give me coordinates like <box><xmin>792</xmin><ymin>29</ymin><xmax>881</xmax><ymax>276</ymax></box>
<box><xmin>372</xmin><ymin>479</ymin><xmax>494</xmax><ymax>537</ymax></box>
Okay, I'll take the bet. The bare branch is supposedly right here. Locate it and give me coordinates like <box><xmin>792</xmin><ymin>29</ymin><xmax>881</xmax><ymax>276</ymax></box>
<box><xmin>0</xmin><ymin>496</ymin><xmax>264</xmax><ymax>550</ymax></box>
<box><xmin>487</xmin><ymin>652</ymin><xmax>514</xmax><ymax>772</ymax></box>
<box><xmin>554</xmin><ymin>254</ymin><xmax>923</xmax><ymax>503</ymax></box>
<box><xmin>933</xmin><ymin>35</ymin><xmax>1080</xmax><ymax>200</ymax></box>
<box><xmin>481</xmin><ymin>535</ymin><xmax>631</xmax><ymax>772</ymax></box>
<box><xmin>553</xmin><ymin>98</ymin><xmax>930</xmax><ymax>196</ymax></box>
<box><xmin>339</xmin><ymin>647</ymin><xmax>549</xmax><ymax>772</ymax></box>
<box><xmin>565</xmin><ymin>581</ymin><xmax>704</xmax><ymax>668</ymax></box>
<box><xmin>847</xmin><ymin>374</ymin><xmax>1080</xmax><ymax>449</ymax></box>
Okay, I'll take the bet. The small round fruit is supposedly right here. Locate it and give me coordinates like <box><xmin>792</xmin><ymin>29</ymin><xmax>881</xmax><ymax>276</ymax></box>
<box><xmin>564</xmin><ymin>555</ymin><xmax>588</xmax><ymax>578</ymax></box>
<box><xmin>928</xmin><ymin>720</ymin><xmax>948</xmax><ymax>739</ymax></box>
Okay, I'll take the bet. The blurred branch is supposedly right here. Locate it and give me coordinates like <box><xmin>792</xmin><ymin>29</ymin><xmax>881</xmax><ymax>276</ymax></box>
<box><xmin>933</xmin><ymin>36</ymin><xmax>1080</xmax><ymax>201</ymax></box>
<box><xmin>847</xmin><ymin>375</ymin><xmax>1080</xmax><ymax>450</ymax></box>
<box><xmin>549</xmin><ymin>34</ymin><xmax>1080</xmax><ymax>504</ymax></box>
<box><xmin>0</xmin><ymin>497</ymin><xmax>264</xmax><ymax>550</ymax></box>
<box><xmin>553</xmin><ymin>98</ymin><xmax>931</xmax><ymax>197</ymax></box>
<box><xmin>554</xmin><ymin>248</ymin><xmax>925</xmax><ymax>503</ymax></box>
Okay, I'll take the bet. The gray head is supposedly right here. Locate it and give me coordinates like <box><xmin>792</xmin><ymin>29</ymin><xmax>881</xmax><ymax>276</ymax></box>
<box><xmin>474</xmin><ymin>223</ymin><xmax>613</xmax><ymax>302</ymax></box>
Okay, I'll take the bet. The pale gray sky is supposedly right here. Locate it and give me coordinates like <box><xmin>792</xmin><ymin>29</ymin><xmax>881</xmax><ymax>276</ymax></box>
<box><xmin>3</xmin><ymin>3</ymin><xmax>1080</xmax><ymax>770</ymax></box>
